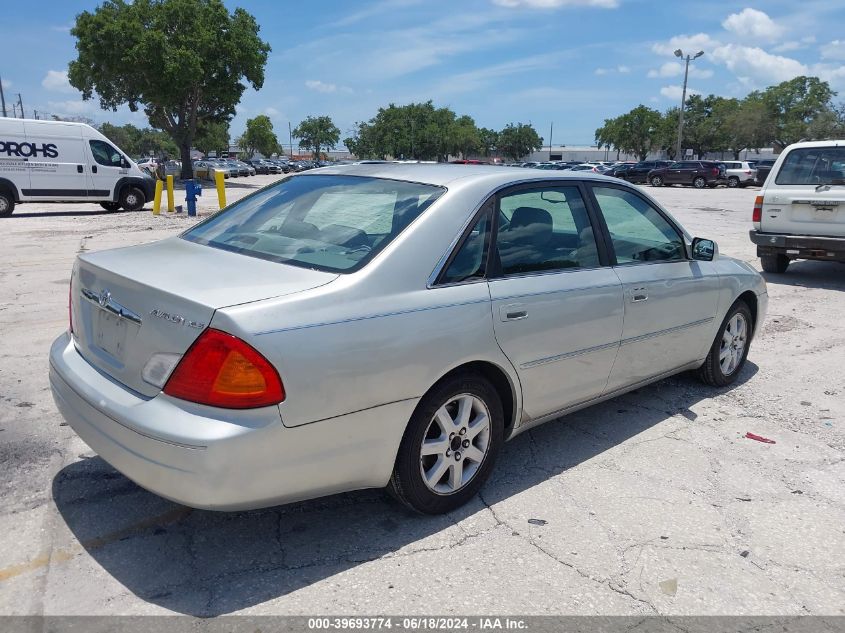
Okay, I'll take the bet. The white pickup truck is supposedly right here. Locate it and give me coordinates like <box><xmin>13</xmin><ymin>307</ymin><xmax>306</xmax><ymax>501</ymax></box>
<box><xmin>749</xmin><ymin>140</ymin><xmax>845</xmax><ymax>273</ymax></box>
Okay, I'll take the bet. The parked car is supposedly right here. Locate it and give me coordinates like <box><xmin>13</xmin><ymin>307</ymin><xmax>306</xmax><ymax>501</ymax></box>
<box><xmin>720</xmin><ymin>161</ymin><xmax>757</xmax><ymax>188</ymax></box>
<box><xmin>265</xmin><ymin>158</ymin><xmax>292</xmax><ymax>173</ymax></box>
<box><xmin>749</xmin><ymin>140</ymin><xmax>845</xmax><ymax>273</ymax></box>
<box><xmin>194</xmin><ymin>160</ymin><xmax>230</xmax><ymax>181</ymax></box>
<box><xmin>752</xmin><ymin>159</ymin><xmax>777</xmax><ymax>185</ymax></box>
<box><xmin>565</xmin><ymin>164</ymin><xmax>602</xmax><ymax>173</ymax></box>
<box><xmin>229</xmin><ymin>160</ymin><xmax>254</xmax><ymax>177</ymax></box>
<box><xmin>245</xmin><ymin>159</ymin><xmax>278</xmax><ymax>174</ymax></box>
<box><xmin>51</xmin><ymin>165</ymin><xmax>766</xmax><ymax>514</ymax></box>
<box><xmin>648</xmin><ymin>161</ymin><xmax>727</xmax><ymax>188</ymax></box>
<box><xmin>0</xmin><ymin>117</ymin><xmax>154</xmax><ymax>215</ymax></box>
<box><xmin>605</xmin><ymin>164</ymin><xmax>634</xmax><ymax>179</ymax></box>
<box><xmin>617</xmin><ymin>160</ymin><xmax>673</xmax><ymax>184</ymax></box>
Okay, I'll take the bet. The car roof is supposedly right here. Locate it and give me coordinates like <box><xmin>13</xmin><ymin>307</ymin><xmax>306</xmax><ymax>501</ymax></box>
<box><xmin>301</xmin><ymin>163</ymin><xmax>622</xmax><ymax>187</ymax></box>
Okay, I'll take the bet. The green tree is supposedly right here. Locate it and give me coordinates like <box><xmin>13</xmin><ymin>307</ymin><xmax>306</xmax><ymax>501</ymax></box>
<box><xmin>451</xmin><ymin>115</ymin><xmax>481</xmax><ymax>159</ymax></box>
<box><xmin>497</xmin><ymin>123</ymin><xmax>543</xmax><ymax>161</ymax></box>
<box><xmin>654</xmin><ymin>108</ymin><xmax>680</xmax><ymax>160</ymax></box>
<box><xmin>595</xmin><ymin>117</ymin><xmax>623</xmax><ymax>159</ymax></box>
<box><xmin>194</xmin><ymin>120</ymin><xmax>230</xmax><ymax>157</ymax></box>
<box><xmin>68</xmin><ymin>0</ymin><xmax>270</xmax><ymax>179</ymax></box>
<box><xmin>681</xmin><ymin>95</ymin><xmax>735</xmax><ymax>158</ymax></box>
<box><xmin>99</xmin><ymin>122</ymin><xmax>179</xmax><ymax>158</ymax></box>
<box><xmin>478</xmin><ymin>127</ymin><xmax>499</xmax><ymax>158</ymax></box>
<box><xmin>761</xmin><ymin>76</ymin><xmax>836</xmax><ymax>148</ymax></box>
<box><xmin>722</xmin><ymin>96</ymin><xmax>772</xmax><ymax>159</ymax></box>
<box><xmin>294</xmin><ymin>115</ymin><xmax>340</xmax><ymax>159</ymax></box>
<box><xmin>238</xmin><ymin>115</ymin><xmax>278</xmax><ymax>158</ymax></box>
<box><xmin>614</xmin><ymin>105</ymin><xmax>662</xmax><ymax>161</ymax></box>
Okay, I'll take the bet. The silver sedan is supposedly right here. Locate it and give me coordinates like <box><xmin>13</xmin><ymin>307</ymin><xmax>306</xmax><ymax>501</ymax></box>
<box><xmin>50</xmin><ymin>165</ymin><xmax>768</xmax><ymax>514</ymax></box>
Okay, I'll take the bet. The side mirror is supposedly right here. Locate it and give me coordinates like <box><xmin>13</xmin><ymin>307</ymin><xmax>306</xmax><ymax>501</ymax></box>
<box><xmin>691</xmin><ymin>237</ymin><xmax>717</xmax><ymax>261</ymax></box>
<box><xmin>121</xmin><ymin>158</ymin><xmax>131</xmax><ymax>169</ymax></box>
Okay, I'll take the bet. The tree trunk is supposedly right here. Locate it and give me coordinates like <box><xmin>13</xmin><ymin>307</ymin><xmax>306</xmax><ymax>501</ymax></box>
<box><xmin>180</xmin><ymin>141</ymin><xmax>193</xmax><ymax>180</ymax></box>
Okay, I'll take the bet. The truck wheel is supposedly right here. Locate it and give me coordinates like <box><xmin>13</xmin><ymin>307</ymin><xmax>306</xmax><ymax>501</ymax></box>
<box><xmin>119</xmin><ymin>186</ymin><xmax>145</xmax><ymax>212</ymax></box>
<box><xmin>0</xmin><ymin>191</ymin><xmax>14</xmax><ymax>217</ymax></box>
<box><xmin>761</xmin><ymin>254</ymin><xmax>789</xmax><ymax>273</ymax></box>
<box><xmin>727</xmin><ymin>176</ymin><xmax>739</xmax><ymax>188</ymax></box>
<box><xmin>693</xmin><ymin>176</ymin><xmax>707</xmax><ymax>188</ymax></box>
<box><xmin>650</xmin><ymin>176</ymin><xmax>663</xmax><ymax>187</ymax></box>
<box><xmin>100</xmin><ymin>202</ymin><xmax>122</xmax><ymax>212</ymax></box>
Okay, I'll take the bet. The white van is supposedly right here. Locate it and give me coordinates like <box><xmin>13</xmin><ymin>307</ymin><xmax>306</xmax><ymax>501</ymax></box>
<box><xmin>750</xmin><ymin>140</ymin><xmax>845</xmax><ymax>273</ymax></box>
<box><xmin>0</xmin><ymin>118</ymin><xmax>155</xmax><ymax>216</ymax></box>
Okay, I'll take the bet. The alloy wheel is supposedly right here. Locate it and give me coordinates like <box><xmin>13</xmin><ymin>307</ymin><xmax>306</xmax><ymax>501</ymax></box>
<box><xmin>419</xmin><ymin>394</ymin><xmax>491</xmax><ymax>495</ymax></box>
<box><xmin>719</xmin><ymin>313</ymin><xmax>747</xmax><ymax>376</ymax></box>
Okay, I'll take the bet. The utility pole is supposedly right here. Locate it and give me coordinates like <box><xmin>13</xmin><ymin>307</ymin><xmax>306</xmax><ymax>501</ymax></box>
<box><xmin>12</xmin><ymin>103</ymin><xmax>17</xmax><ymax>118</ymax></box>
<box><xmin>288</xmin><ymin>121</ymin><xmax>293</xmax><ymax>158</ymax></box>
<box><xmin>548</xmin><ymin>122</ymin><xmax>553</xmax><ymax>160</ymax></box>
<box><xmin>674</xmin><ymin>49</ymin><xmax>704</xmax><ymax>160</ymax></box>
<box><xmin>0</xmin><ymin>74</ymin><xmax>6</xmax><ymax>117</ymax></box>
<box><xmin>17</xmin><ymin>93</ymin><xmax>24</xmax><ymax>119</ymax></box>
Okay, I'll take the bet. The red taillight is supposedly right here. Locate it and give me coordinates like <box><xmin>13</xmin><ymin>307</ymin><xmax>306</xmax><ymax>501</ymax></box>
<box><xmin>753</xmin><ymin>195</ymin><xmax>763</xmax><ymax>223</ymax></box>
<box><xmin>164</xmin><ymin>329</ymin><xmax>285</xmax><ymax>409</ymax></box>
<box><xmin>744</xmin><ymin>170</ymin><xmax>752</xmax><ymax>175</ymax></box>
<box><xmin>712</xmin><ymin>168</ymin><xmax>719</xmax><ymax>175</ymax></box>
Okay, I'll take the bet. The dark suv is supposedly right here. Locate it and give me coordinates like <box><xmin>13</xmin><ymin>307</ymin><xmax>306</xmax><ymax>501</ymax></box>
<box><xmin>617</xmin><ymin>160</ymin><xmax>673</xmax><ymax>184</ymax></box>
<box><xmin>648</xmin><ymin>161</ymin><xmax>727</xmax><ymax>188</ymax></box>
<box><xmin>751</xmin><ymin>158</ymin><xmax>776</xmax><ymax>185</ymax></box>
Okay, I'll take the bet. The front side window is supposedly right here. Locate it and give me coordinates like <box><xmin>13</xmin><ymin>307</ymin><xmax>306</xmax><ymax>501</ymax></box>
<box><xmin>89</xmin><ymin>140</ymin><xmax>123</xmax><ymax>167</ymax></box>
<box><xmin>494</xmin><ymin>185</ymin><xmax>600</xmax><ymax>275</ymax></box>
<box><xmin>183</xmin><ymin>175</ymin><xmax>445</xmax><ymax>273</ymax></box>
<box><xmin>592</xmin><ymin>186</ymin><xmax>684</xmax><ymax>264</ymax></box>
<box><xmin>775</xmin><ymin>147</ymin><xmax>845</xmax><ymax>185</ymax></box>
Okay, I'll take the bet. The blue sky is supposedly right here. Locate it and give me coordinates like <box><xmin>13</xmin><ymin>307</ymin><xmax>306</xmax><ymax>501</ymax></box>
<box><xmin>3</xmin><ymin>0</ymin><xmax>845</xmax><ymax>147</ymax></box>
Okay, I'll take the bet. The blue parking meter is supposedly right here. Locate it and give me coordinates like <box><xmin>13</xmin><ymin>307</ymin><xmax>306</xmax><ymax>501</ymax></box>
<box><xmin>185</xmin><ymin>179</ymin><xmax>202</xmax><ymax>217</ymax></box>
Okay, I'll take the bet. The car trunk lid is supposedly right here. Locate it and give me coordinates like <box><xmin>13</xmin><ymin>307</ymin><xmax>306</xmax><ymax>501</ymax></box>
<box><xmin>71</xmin><ymin>237</ymin><xmax>337</xmax><ymax>397</ymax></box>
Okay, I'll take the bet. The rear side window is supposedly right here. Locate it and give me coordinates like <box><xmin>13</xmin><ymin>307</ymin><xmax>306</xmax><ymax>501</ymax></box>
<box><xmin>495</xmin><ymin>185</ymin><xmax>600</xmax><ymax>274</ymax></box>
<box><xmin>775</xmin><ymin>147</ymin><xmax>845</xmax><ymax>185</ymax></box>
<box><xmin>183</xmin><ymin>175</ymin><xmax>445</xmax><ymax>273</ymax></box>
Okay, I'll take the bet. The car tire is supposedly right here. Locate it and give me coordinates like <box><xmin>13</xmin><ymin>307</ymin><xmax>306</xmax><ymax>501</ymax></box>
<box><xmin>693</xmin><ymin>176</ymin><xmax>707</xmax><ymax>188</ymax></box>
<box><xmin>0</xmin><ymin>190</ymin><xmax>15</xmax><ymax>217</ymax></box>
<box><xmin>119</xmin><ymin>186</ymin><xmax>145</xmax><ymax>212</ymax></box>
<box><xmin>650</xmin><ymin>176</ymin><xmax>663</xmax><ymax>187</ymax></box>
<box><xmin>761</xmin><ymin>254</ymin><xmax>789</xmax><ymax>273</ymax></box>
<box><xmin>727</xmin><ymin>176</ymin><xmax>740</xmax><ymax>188</ymax></box>
<box><xmin>388</xmin><ymin>372</ymin><xmax>504</xmax><ymax>514</ymax></box>
<box><xmin>698</xmin><ymin>300</ymin><xmax>753</xmax><ymax>387</ymax></box>
<box><xmin>100</xmin><ymin>202</ymin><xmax>122</xmax><ymax>212</ymax></box>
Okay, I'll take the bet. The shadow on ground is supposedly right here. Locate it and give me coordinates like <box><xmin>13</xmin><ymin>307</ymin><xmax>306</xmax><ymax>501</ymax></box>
<box><xmin>761</xmin><ymin>260</ymin><xmax>845</xmax><ymax>292</ymax></box>
<box><xmin>52</xmin><ymin>364</ymin><xmax>757</xmax><ymax>616</ymax></box>
<box><xmin>5</xmin><ymin>207</ymin><xmax>150</xmax><ymax>219</ymax></box>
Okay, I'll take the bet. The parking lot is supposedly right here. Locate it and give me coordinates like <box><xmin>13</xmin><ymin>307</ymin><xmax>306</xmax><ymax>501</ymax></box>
<box><xmin>0</xmin><ymin>174</ymin><xmax>843</xmax><ymax>616</ymax></box>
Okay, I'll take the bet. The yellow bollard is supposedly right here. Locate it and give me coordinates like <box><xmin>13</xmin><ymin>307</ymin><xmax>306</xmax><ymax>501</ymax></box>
<box><xmin>152</xmin><ymin>179</ymin><xmax>163</xmax><ymax>215</ymax></box>
<box><xmin>166</xmin><ymin>175</ymin><xmax>175</xmax><ymax>212</ymax></box>
<box><xmin>215</xmin><ymin>170</ymin><xmax>226</xmax><ymax>209</ymax></box>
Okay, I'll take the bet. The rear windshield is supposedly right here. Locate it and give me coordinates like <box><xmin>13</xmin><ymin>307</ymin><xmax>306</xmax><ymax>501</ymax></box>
<box><xmin>775</xmin><ymin>147</ymin><xmax>845</xmax><ymax>186</ymax></box>
<box><xmin>182</xmin><ymin>175</ymin><xmax>445</xmax><ymax>272</ymax></box>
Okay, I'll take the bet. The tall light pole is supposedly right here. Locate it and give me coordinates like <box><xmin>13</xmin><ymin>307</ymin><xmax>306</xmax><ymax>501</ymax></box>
<box><xmin>674</xmin><ymin>49</ymin><xmax>703</xmax><ymax>160</ymax></box>
<box><xmin>0</xmin><ymin>74</ymin><xmax>7</xmax><ymax>117</ymax></box>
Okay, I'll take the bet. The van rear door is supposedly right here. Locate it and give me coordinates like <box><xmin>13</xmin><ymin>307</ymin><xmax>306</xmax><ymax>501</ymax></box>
<box><xmin>24</xmin><ymin>121</ymin><xmax>89</xmax><ymax>200</ymax></box>
<box><xmin>762</xmin><ymin>144</ymin><xmax>845</xmax><ymax>238</ymax></box>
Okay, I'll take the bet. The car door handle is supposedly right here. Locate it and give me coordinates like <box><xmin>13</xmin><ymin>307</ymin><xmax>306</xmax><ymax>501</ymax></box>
<box><xmin>630</xmin><ymin>287</ymin><xmax>648</xmax><ymax>302</ymax></box>
<box><xmin>500</xmin><ymin>303</ymin><xmax>528</xmax><ymax>321</ymax></box>
<box><xmin>77</xmin><ymin>165</ymin><xmax>83</xmax><ymax>173</ymax></box>
<box><xmin>92</xmin><ymin>165</ymin><xmax>98</xmax><ymax>174</ymax></box>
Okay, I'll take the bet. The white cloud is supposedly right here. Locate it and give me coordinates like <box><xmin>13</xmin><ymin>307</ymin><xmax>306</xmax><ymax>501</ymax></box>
<box><xmin>595</xmin><ymin>65</ymin><xmax>630</xmax><ymax>76</ymax></box>
<box><xmin>710</xmin><ymin>44</ymin><xmax>807</xmax><ymax>85</ymax></box>
<box><xmin>264</xmin><ymin>107</ymin><xmax>280</xmax><ymax>117</ymax></box>
<box><xmin>659</xmin><ymin>85</ymin><xmax>700</xmax><ymax>100</ymax></box>
<box><xmin>821</xmin><ymin>40</ymin><xmax>845</xmax><ymax>61</ymax></box>
<box><xmin>722</xmin><ymin>8</ymin><xmax>784</xmax><ymax>42</ymax></box>
<box><xmin>617</xmin><ymin>65</ymin><xmax>630</xmax><ymax>73</ymax></box>
<box><xmin>42</xmin><ymin>70</ymin><xmax>74</xmax><ymax>93</ymax></box>
<box><xmin>1</xmin><ymin>78</ymin><xmax>11</xmax><ymax>89</ymax></box>
<box><xmin>647</xmin><ymin>61</ymin><xmax>713</xmax><ymax>79</ymax></box>
<box><xmin>492</xmin><ymin>0</ymin><xmax>618</xmax><ymax>8</ymax></box>
<box><xmin>47</xmin><ymin>99</ymin><xmax>97</xmax><ymax>115</ymax></box>
<box><xmin>305</xmin><ymin>79</ymin><xmax>337</xmax><ymax>93</ymax></box>
<box><xmin>652</xmin><ymin>33</ymin><xmax>720</xmax><ymax>57</ymax></box>
<box><xmin>594</xmin><ymin>67</ymin><xmax>608</xmax><ymax>75</ymax></box>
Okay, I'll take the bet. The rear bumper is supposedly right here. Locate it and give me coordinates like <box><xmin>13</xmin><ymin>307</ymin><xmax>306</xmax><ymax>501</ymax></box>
<box><xmin>749</xmin><ymin>230</ymin><xmax>845</xmax><ymax>261</ymax></box>
<box><xmin>49</xmin><ymin>332</ymin><xmax>415</xmax><ymax>510</ymax></box>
